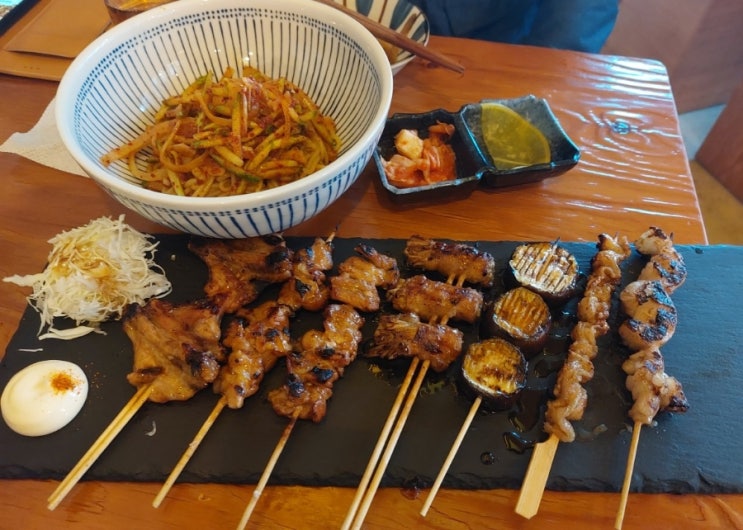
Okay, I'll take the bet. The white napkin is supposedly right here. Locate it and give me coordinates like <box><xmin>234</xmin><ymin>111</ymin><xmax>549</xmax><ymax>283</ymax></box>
<box><xmin>0</xmin><ymin>97</ymin><xmax>87</xmax><ymax>177</ymax></box>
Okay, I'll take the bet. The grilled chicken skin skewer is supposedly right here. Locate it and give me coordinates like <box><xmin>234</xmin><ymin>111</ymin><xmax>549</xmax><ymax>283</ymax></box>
<box><xmin>544</xmin><ymin>233</ymin><xmax>631</xmax><ymax>442</ymax></box>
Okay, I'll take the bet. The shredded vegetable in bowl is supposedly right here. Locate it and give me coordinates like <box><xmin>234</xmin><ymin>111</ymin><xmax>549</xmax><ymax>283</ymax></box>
<box><xmin>3</xmin><ymin>215</ymin><xmax>172</xmax><ymax>340</ymax></box>
<box><xmin>101</xmin><ymin>66</ymin><xmax>341</xmax><ymax>198</ymax></box>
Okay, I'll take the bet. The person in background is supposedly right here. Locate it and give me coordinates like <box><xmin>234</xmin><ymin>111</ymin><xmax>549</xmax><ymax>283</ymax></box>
<box><xmin>408</xmin><ymin>0</ymin><xmax>619</xmax><ymax>53</ymax></box>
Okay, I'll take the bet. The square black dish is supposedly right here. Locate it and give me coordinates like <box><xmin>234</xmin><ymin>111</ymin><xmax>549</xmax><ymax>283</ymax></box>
<box><xmin>374</xmin><ymin>108</ymin><xmax>481</xmax><ymax>201</ymax></box>
<box><xmin>373</xmin><ymin>95</ymin><xmax>580</xmax><ymax>200</ymax></box>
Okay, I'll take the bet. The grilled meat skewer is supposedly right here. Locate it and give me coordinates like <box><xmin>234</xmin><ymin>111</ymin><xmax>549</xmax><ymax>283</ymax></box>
<box><xmin>215</xmin><ymin>301</ymin><xmax>293</xmax><ymax>409</ymax></box>
<box><xmin>634</xmin><ymin>227</ymin><xmax>687</xmax><ymax>294</ymax></box>
<box><xmin>543</xmin><ymin>233</ymin><xmax>631</xmax><ymax>443</ymax></box>
<box><xmin>387</xmin><ymin>274</ymin><xmax>483</xmax><ymax>324</ymax></box>
<box><xmin>123</xmin><ymin>298</ymin><xmax>226</xmax><ymax>403</ymax></box>
<box><xmin>278</xmin><ymin>236</ymin><xmax>334</xmax><ymax>312</ymax></box>
<box><xmin>330</xmin><ymin>243</ymin><xmax>400</xmax><ymax>312</ymax></box>
<box><xmin>268</xmin><ymin>304</ymin><xmax>364</xmax><ymax>422</ymax></box>
<box><xmin>404</xmin><ymin>235</ymin><xmax>496</xmax><ymax>287</ymax></box>
<box><xmin>366</xmin><ymin>312</ymin><xmax>464</xmax><ymax>373</ymax></box>
<box><xmin>619</xmin><ymin>227</ymin><xmax>689</xmax><ymax>423</ymax></box>
<box><xmin>189</xmin><ymin>235</ymin><xmax>293</xmax><ymax>313</ymax></box>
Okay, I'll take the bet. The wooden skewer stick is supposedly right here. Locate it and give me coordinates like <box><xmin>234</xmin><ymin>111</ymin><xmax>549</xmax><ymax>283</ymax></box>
<box><xmin>312</xmin><ymin>0</ymin><xmax>464</xmax><ymax>74</ymax></box>
<box><xmin>153</xmin><ymin>396</ymin><xmax>228</xmax><ymax>508</ymax></box>
<box><xmin>420</xmin><ymin>395</ymin><xmax>482</xmax><ymax>517</ymax></box>
<box><xmin>47</xmin><ymin>384</ymin><xmax>153</xmax><ymax>510</ymax></box>
<box><xmin>615</xmin><ymin>421</ymin><xmax>642</xmax><ymax>530</ymax></box>
<box><xmin>350</xmin><ymin>358</ymin><xmax>431</xmax><ymax>530</ymax></box>
<box><xmin>340</xmin><ymin>356</ymin><xmax>421</xmax><ymax>530</ymax></box>
<box><xmin>346</xmin><ymin>271</ymin><xmax>464</xmax><ymax>528</ymax></box>
<box><xmin>236</xmin><ymin>408</ymin><xmax>301</xmax><ymax>530</ymax></box>
<box><xmin>514</xmin><ymin>434</ymin><xmax>560</xmax><ymax>519</ymax></box>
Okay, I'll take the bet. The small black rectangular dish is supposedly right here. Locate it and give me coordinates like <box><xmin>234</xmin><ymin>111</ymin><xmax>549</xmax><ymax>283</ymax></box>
<box><xmin>374</xmin><ymin>95</ymin><xmax>580</xmax><ymax>201</ymax></box>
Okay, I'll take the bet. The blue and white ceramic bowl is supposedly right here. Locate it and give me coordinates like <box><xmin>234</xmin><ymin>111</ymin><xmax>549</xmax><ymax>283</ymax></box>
<box><xmin>335</xmin><ymin>0</ymin><xmax>430</xmax><ymax>75</ymax></box>
<box><xmin>56</xmin><ymin>0</ymin><xmax>393</xmax><ymax>238</ymax></box>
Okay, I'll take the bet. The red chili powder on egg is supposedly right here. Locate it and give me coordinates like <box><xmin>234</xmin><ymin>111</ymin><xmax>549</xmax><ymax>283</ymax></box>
<box><xmin>51</xmin><ymin>371</ymin><xmax>79</xmax><ymax>393</ymax></box>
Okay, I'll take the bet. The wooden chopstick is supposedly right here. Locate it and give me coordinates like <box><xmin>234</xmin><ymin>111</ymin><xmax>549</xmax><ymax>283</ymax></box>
<box><xmin>313</xmin><ymin>0</ymin><xmax>464</xmax><ymax>74</ymax></box>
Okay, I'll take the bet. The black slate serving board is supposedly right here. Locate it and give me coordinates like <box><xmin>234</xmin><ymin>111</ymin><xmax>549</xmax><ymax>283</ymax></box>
<box><xmin>1</xmin><ymin>236</ymin><xmax>741</xmax><ymax>495</ymax></box>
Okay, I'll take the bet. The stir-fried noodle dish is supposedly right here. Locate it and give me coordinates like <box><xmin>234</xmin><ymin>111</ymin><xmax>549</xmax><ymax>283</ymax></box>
<box><xmin>101</xmin><ymin>66</ymin><xmax>341</xmax><ymax>198</ymax></box>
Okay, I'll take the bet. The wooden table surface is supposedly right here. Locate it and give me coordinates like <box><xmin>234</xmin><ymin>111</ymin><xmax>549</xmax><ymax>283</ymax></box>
<box><xmin>1</xmin><ymin>35</ymin><xmax>738</xmax><ymax>530</ymax></box>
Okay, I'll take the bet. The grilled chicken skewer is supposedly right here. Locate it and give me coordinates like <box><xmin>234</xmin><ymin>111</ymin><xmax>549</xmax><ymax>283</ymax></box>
<box><xmin>152</xmin><ymin>301</ymin><xmax>293</xmax><ymax>507</ymax></box>
<box><xmin>278</xmin><ymin>235</ymin><xmax>335</xmax><ymax>312</ymax></box>
<box><xmin>615</xmin><ymin>228</ymin><xmax>689</xmax><ymax>530</ymax></box>
<box><xmin>48</xmin><ymin>297</ymin><xmax>227</xmax><ymax>510</ymax></box>
<box><xmin>238</xmin><ymin>303</ymin><xmax>365</xmax><ymax>529</ymax></box>
<box><xmin>239</xmin><ymin>244</ymin><xmax>397</xmax><ymax>528</ymax></box>
<box><xmin>404</xmin><ymin>234</ymin><xmax>496</xmax><ymax>287</ymax></box>
<box><xmin>516</xmin><ymin>233</ymin><xmax>631</xmax><ymax>519</ymax></box>
<box><xmin>366</xmin><ymin>312</ymin><xmax>464</xmax><ymax>373</ymax></box>
<box><xmin>345</xmin><ymin>236</ymin><xmax>488</xmax><ymax>530</ymax></box>
<box><xmin>155</xmin><ymin>234</ymin><xmax>336</xmax><ymax>507</ymax></box>
<box><xmin>330</xmin><ymin>242</ymin><xmax>400</xmax><ymax>312</ymax></box>
<box><xmin>189</xmin><ymin>235</ymin><xmax>293</xmax><ymax>313</ymax></box>
<box><xmin>387</xmin><ymin>274</ymin><xmax>483</xmax><ymax>323</ymax></box>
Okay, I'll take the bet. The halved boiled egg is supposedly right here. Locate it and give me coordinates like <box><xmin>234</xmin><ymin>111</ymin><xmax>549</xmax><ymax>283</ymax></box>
<box><xmin>1</xmin><ymin>360</ymin><xmax>88</xmax><ymax>436</ymax></box>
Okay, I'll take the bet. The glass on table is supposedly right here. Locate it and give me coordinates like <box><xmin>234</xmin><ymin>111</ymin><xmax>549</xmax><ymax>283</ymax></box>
<box><xmin>104</xmin><ymin>0</ymin><xmax>175</xmax><ymax>25</ymax></box>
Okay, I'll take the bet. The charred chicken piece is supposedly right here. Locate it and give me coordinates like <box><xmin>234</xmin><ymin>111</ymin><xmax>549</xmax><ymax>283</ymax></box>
<box><xmin>621</xmin><ymin>348</ymin><xmax>689</xmax><ymax>425</ymax></box>
<box><xmin>189</xmin><ymin>235</ymin><xmax>293</xmax><ymax>313</ymax></box>
<box><xmin>215</xmin><ymin>301</ymin><xmax>293</xmax><ymax>409</ymax></box>
<box><xmin>278</xmin><ymin>236</ymin><xmax>334</xmax><ymax>312</ymax></box>
<box><xmin>618</xmin><ymin>280</ymin><xmax>677</xmax><ymax>350</ymax></box>
<box><xmin>404</xmin><ymin>235</ymin><xmax>496</xmax><ymax>287</ymax></box>
<box><xmin>330</xmin><ymin>244</ymin><xmax>400</xmax><ymax>312</ymax></box>
<box><xmin>509</xmin><ymin>242</ymin><xmax>580</xmax><ymax>305</ymax></box>
<box><xmin>634</xmin><ymin>227</ymin><xmax>687</xmax><ymax>294</ymax></box>
<box><xmin>386</xmin><ymin>274</ymin><xmax>483</xmax><ymax>324</ymax></box>
<box><xmin>480</xmin><ymin>287</ymin><xmax>551</xmax><ymax>358</ymax></box>
<box><xmin>268</xmin><ymin>304</ymin><xmax>364</xmax><ymax>422</ymax></box>
<box><xmin>123</xmin><ymin>298</ymin><xmax>225</xmax><ymax>403</ymax></box>
<box><xmin>461</xmin><ymin>338</ymin><xmax>527</xmax><ymax>410</ymax></box>
<box><xmin>618</xmin><ymin>227</ymin><xmax>688</xmax><ymax>426</ymax></box>
<box><xmin>366</xmin><ymin>312</ymin><xmax>464</xmax><ymax>373</ymax></box>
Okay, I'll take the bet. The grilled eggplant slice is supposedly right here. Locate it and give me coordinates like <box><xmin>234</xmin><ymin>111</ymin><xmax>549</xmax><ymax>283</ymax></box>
<box><xmin>480</xmin><ymin>287</ymin><xmax>551</xmax><ymax>358</ymax></box>
<box><xmin>461</xmin><ymin>338</ymin><xmax>527</xmax><ymax>410</ymax></box>
<box><xmin>509</xmin><ymin>242</ymin><xmax>580</xmax><ymax>304</ymax></box>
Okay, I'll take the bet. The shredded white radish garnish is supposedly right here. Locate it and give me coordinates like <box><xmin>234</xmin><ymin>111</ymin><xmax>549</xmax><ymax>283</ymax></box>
<box><xmin>4</xmin><ymin>215</ymin><xmax>172</xmax><ymax>339</ymax></box>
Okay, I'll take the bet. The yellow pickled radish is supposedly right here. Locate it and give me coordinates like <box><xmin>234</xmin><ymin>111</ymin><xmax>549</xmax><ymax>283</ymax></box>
<box><xmin>481</xmin><ymin>103</ymin><xmax>551</xmax><ymax>169</ymax></box>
